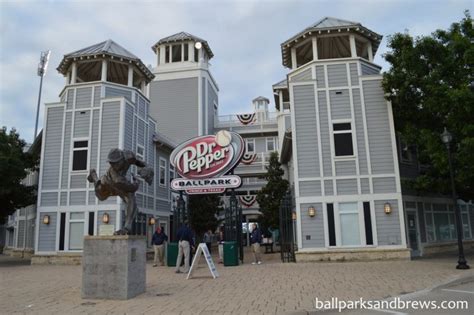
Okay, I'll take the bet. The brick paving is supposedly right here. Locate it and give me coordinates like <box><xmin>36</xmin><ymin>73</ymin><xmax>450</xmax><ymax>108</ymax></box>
<box><xmin>1</xmin><ymin>252</ymin><xmax>474</xmax><ymax>315</ymax></box>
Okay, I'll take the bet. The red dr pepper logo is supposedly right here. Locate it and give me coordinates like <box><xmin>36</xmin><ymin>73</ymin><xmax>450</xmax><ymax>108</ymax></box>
<box><xmin>171</xmin><ymin>131</ymin><xmax>245</xmax><ymax>179</ymax></box>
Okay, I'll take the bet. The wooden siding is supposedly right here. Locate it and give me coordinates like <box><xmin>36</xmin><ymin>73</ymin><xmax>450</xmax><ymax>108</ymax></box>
<box><xmin>360</xmin><ymin>178</ymin><xmax>370</xmax><ymax>194</ymax></box>
<box><xmin>327</xmin><ymin>64</ymin><xmax>348</xmax><ymax>87</ymax></box>
<box><xmin>70</xmin><ymin>191</ymin><xmax>86</xmax><ymax>205</ymax></box>
<box><xmin>75</xmin><ymin>87</ymin><xmax>92</xmax><ymax>109</ymax></box>
<box><xmin>99</xmin><ymin>102</ymin><xmax>120</xmax><ymax>176</ymax></box>
<box><xmin>61</xmin><ymin>112</ymin><xmax>72</xmax><ymax>189</ymax></box>
<box><xmin>318</xmin><ymin>91</ymin><xmax>332</xmax><ymax>176</ymax></box>
<box><xmin>329</xmin><ymin>89</ymin><xmax>351</xmax><ymax>120</ymax></box>
<box><xmin>40</xmin><ymin>192</ymin><xmax>58</xmax><ymax>207</ymax></box>
<box><xmin>316</xmin><ymin>65</ymin><xmax>325</xmax><ymax>88</ymax></box>
<box><xmin>373</xmin><ymin>177</ymin><xmax>397</xmax><ymax>194</ymax></box>
<box><xmin>38</xmin><ymin>212</ymin><xmax>56</xmax><ymax>252</ymax></box>
<box><xmin>324</xmin><ymin>180</ymin><xmax>333</xmax><ymax>195</ymax></box>
<box><xmin>299</xmin><ymin>181</ymin><xmax>322</xmax><ymax>197</ymax></box>
<box><xmin>66</xmin><ymin>89</ymin><xmax>74</xmax><ymax>110</ymax></box>
<box><xmin>293</xmin><ymin>85</ymin><xmax>319</xmax><ymax>178</ymax></box>
<box><xmin>335</xmin><ymin>160</ymin><xmax>357</xmax><ymax>176</ymax></box>
<box><xmin>363</xmin><ymin>80</ymin><xmax>395</xmax><ymax>174</ymax></box>
<box><xmin>375</xmin><ymin>199</ymin><xmax>401</xmax><ymax>245</ymax></box>
<box><xmin>336</xmin><ymin>179</ymin><xmax>358</xmax><ymax>195</ymax></box>
<box><xmin>301</xmin><ymin>203</ymin><xmax>324</xmax><ymax>248</ymax></box>
<box><xmin>42</xmin><ymin>107</ymin><xmax>64</xmax><ymax>190</ymax></box>
<box><xmin>73</xmin><ymin>110</ymin><xmax>90</xmax><ymax>137</ymax></box>
<box><xmin>105</xmin><ymin>86</ymin><xmax>131</xmax><ymax>101</ymax></box>
<box><xmin>292</xmin><ymin>68</ymin><xmax>312</xmax><ymax>82</ymax></box>
<box><xmin>349</xmin><ymin>63</ymin><xmax>358</xmax><ymax>86</ymax></box>
<box><xmin>352</xmin><ymin>88</ymin><xmax>368</xmax><ymax>175</ymax></box>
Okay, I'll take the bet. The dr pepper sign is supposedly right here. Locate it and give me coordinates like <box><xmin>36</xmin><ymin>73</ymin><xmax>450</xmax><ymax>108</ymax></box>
<box><xmin>170</xmin><ymin>130</ymin><xmax>245</xmax><ymax>194</ymax></box>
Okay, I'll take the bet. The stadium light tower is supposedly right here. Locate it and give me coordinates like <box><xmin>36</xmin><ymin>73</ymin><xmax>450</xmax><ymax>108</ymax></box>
<box><xmin>33</xmin><ymin>50</ymin><xmax>51</xmax><ymax>140</ymax></box>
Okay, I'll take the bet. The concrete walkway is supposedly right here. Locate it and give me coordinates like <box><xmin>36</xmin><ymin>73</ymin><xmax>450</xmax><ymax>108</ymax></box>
<box><xmin>1</xmin><ymin>254</ymin><xmax>473</xmax><ymax>314</ymax></box>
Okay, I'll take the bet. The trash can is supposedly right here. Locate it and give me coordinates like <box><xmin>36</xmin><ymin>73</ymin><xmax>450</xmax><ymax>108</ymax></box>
<box><xmin>223</xmin><ymin>241</ymin><xmax>238</xmax><ymax>266</ymax></box>
<box><xmin>167</xmin><ymin>242</ymin><xmax>178</xmax><ymax>267</ymax></box>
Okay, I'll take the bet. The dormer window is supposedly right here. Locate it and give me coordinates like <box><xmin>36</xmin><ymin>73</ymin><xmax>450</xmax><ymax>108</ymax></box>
<box><xmin>172</xmin><ymin>44</ymin><xmax>181</xmax><ymax>62</ymax></box>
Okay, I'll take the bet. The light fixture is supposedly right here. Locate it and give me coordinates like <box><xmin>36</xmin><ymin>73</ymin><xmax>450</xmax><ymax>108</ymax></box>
<box><xmin>42</xmin><ymin>215</ymin><xmax>50</xmax><ymax>225</ymax></box>
<box><xmin>441</xmin><ymin>127</ymin><xmax>453</xmax><ymax>146</ymax></box>
<box><xmin>292</xmin><ymin>211</ymin><xmax>297</xmax><ymax>221</ymax></box>
<box><xmin>102</xmin><ymin>212</ymin><xmax>110</xmax><ymax>224</ymax></box>
<box><xmin>308</xmin><ymin>206</ymin><xmax>316</xmax><ymax>217</ymax></box>
<box><xmin>149</xmin><ymin>217</ymin><xmax>156</xmax><ymax>226</ymax></box>
<box><xmin>384</xmin><ymin>202</ymin><xmax>392</xmax><ymax>214</ymax></box>
<box><xmin>194</xmin><ymin>42</ymin><xmax>202</xmax><ymax>50</ymax></box>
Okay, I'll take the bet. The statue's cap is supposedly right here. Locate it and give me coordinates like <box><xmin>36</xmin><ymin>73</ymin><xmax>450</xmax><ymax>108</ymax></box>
<box><xmin>107</xmin><ymin>148</ymin><xmax>123</xmax><ymax>163</ymax></box>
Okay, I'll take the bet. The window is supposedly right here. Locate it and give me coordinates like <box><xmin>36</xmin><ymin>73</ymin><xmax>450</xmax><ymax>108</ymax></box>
<box><xmin>424</xmin><ymin>202</ymin><xmax>472</xmax><ymax>242</ymax></box>
<box><xmin>363</xmin><ymin>202</ymin><xmax>373</xmax><ymax>245</ymax></box>
<box><xmin>172</xmin><ymin>44</ymin><xmax>182</xmax><ymax>62</ymax></box>
<box><xmin>398</xmin><ymin>134</ymin><xmax>413</xmax><ymax>163</ymax></box>
<box><xmin>339</xmin><ymin>202</ymin><xmax>360</xmax><ymax>246</ymax></box>
<box><xmin>165</xmin><ymin>45</ymin><xmax>170</xmax><ymax>63</ymax></box>
<box><xmin>159</xmin><ymin>158</ymin><xmax>167</xmax><ymax>187</ymax></box>
<box><xmin>169</xmin><ymin>165</ymin><xmax>175</xmax><ymax>183</ymax></box>
<box><xmin>194</xmin><ymin>47</ymin><xmax>199</xmax><ymax>62</ymax></box>
<box><xmin>183</xmin><ymin>43</ymin><xmax>189</xmax><ymax>61</ymax></box>
<box><xmin>69</xmin><ymin>212</ymin><xmax>85</xmax><ymax>250</ymax></box>
<box><xmin>333</xmin><ymin>123</ymin><xmax>354</xmax><ymax>156</ymax></box>
<box><xmin>266</xmin><ymin>137</ymin><xmax>275</xmax><ymax>152</ymax></box>
<box><xmin>245</xmin><ymin>138</ymin><xmax>255</xmax><ymax>153</ymax></box>
<box><xmin>72</xmin><ymin>140</ymin><xmax>88</xmax><ymax>171</ymax></box>
<box><xmin>327</xmin><ymin>203</ymin><xmax>336</xmax><ymax>246</ymax></box>
<box><xmin>136</xmin><ymin>145</ymin><xmax>145</xmax><ymax>161</ymax></box>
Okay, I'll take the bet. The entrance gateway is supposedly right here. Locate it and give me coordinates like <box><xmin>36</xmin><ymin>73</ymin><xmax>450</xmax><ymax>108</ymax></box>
<box><xmin>170</xmin><ymin>130</ymin><xmax>246</xmax><ymax>272</ymax></box>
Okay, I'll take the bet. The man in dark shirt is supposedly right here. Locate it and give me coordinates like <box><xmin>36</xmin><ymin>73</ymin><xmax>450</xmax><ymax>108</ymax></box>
<box><xmin>250</xmin><ymin>223</ymin><xmax>263</xmax><ymax>265</ymax></box>
<box><xmin>175</xmin><ymin>221</ymin><xmax>194</xmax><ymax>273</ymax></box>
<box><xmin>151</xmin><ymin>226</ymin><xmax>168</xmax><ymax>266</ymax></box>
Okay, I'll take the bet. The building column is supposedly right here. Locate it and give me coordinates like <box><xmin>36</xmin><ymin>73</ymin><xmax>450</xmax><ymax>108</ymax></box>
<box><xmin>367</xmin><ymin>41</ymin><xmax>373</xmax><ymax>62</ymax></box>
<box><xmin>349</xmin><ymin>35</ymin><xmax>357</xmax><ymax>58</ymax></box>
<box><xmin>66</xmin><ymin>72</ymin><xmax>71</xmax><ymax>85</ymax></box>
<box><xmin>71</xmin><ymin>62</ymin><xmax>77</xmax><ymax>84</ymax></box>
<box><xmin>159</xmin><ymin>46</ymin><xmax>166</xmax><ymax>64</ymax></box>
<box><xmin>312</xmin><ymin>37</ymin><xmax>318</xmax><ymax>61</ymax></box>
<box><xmin>128</xmin><ymin>65</ymin><xmax>133</xmax><ymax>87</ymax></box>
<box><xmin>141</xmin><ymin>80</ymin><xmax>146</xmax><ymax>94</ymax></box>
<box><xmin>189</xmin><ymin>42</ymin><xmax>194</xmax><ymax>62</ymax></box>
<box><xmin>291</xmin><ymin>47</ymin><xmax>297</xmax><ymax>70</ymax></box>
<box><xmin>101</xmin><ymin>59</ymin><xmax>107</xmax><ymax>81</ymax></box>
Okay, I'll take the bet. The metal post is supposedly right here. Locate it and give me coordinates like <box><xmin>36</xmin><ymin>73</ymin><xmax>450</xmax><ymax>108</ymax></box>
<box><xmin>446</xmin><ymin>143</ymin><xmax>469</xmax><ymax>269</ymax></box>
<box><xmin>33</xmin><ymin>75</ymin><xmax>44</xmax><ymax>140</ymax></box>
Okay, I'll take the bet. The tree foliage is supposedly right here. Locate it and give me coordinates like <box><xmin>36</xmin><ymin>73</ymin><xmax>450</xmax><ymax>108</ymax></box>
<box><xmin>256</xmin><ymin>151</ymin><xmax>289</xmax><ymax>229</ymax></box>
<box><xmin>0</xmin><ymin>127</ymin><xmax>39</xmax><ymax>223</ymax></box>
<box><xmin>382</xmin><ymin>11</ymin><xmax>474</xmax><ymax>201</ymax></box>
<box><xmin>188</xmin><ymin>194</ymin><xmax>220</xmax><ymax>241</ymax></box>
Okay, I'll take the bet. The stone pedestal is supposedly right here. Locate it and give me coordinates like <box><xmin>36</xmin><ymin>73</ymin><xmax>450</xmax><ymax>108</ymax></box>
<box><xmin>82</xmin><ymin>235</ymin><xmax>146</xmax><ymax>300</ymax></box>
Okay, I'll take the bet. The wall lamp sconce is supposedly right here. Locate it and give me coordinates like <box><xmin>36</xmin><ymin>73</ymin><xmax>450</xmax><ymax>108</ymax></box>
<box><xmin>384</xmin><ymin>202</ymin><xmax>392</xmax><ymax>215</ymax></box>
<box><xmin>292</xmin><ymin>211</ymin><xmax>297</xmax><ymax>221</ymax></box>
<box><xmin>308</xmin><ymin>206</ymin><xmax>316</xmax><ymax>217</ymax></box>
<box><xmin>102</xmin><ymin>212</ymin><xmax>110</xmax><ymax>224</ymax></box>
<box><xmin>42</xmin><ymin>215</ymin><xmax>50</xmax><ymax>225</ymax></box>
<box><xmin>149</xmin><ymin>217</ymin><xmax>156</xmax><ymax>226</ymax></box>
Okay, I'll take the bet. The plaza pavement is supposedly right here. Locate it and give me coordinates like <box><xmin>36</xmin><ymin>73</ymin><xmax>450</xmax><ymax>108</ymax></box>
<box><xmin>1</xmin><ymin>251</ymin><xmax>474</xmax><ymax>315</ymax></box>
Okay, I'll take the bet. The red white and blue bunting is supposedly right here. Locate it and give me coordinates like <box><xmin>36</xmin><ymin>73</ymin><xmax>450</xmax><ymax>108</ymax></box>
<box><xmin>237</xmin><ymin>113</ymin><xmax>256</xmax><ymax>125</ymax></box>
<box><xmin>239</xmin><ymin>195</ymin><xmax>257</xmax><ymax>208</ymax></box>
<box><xmin>241</xmin><ymin>153</ymin><xmax>257</xmax><ymax>165</ymax></box>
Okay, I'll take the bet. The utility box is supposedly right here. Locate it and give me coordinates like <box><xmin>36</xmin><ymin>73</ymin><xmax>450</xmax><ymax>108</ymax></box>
<box><xmin>223</xmin><ymin>241</ymin><xmax>238</xmax><ymax>266</ymax></box>
<box><xmin>167</xmin><ymin>242</ymin><xmax>178</xmax><ymax>267</ymax></box>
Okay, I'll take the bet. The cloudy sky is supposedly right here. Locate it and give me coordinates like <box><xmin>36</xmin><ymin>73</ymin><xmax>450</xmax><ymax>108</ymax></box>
<box><xmin>0</xmin><ymin>0</ymin><xmax>471</xmax><ymax>142</ymax></box>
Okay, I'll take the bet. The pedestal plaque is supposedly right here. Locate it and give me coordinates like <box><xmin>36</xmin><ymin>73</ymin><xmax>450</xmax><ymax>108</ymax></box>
<box><xmin>82</xmin><ymin>235</ymin><xmax>146</xmax><ymax>300</ymax></box>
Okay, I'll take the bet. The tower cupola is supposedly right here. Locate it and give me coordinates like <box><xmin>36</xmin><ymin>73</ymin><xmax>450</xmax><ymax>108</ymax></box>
<box><xmin>151</xmin><ymin>32</ymin><xmax>214</xmax><ymax>71</ymax></box>
<box><xmin>281</xmin><ymin>17</ymin><xmax>382</xmax><ymax>69</ymax></box>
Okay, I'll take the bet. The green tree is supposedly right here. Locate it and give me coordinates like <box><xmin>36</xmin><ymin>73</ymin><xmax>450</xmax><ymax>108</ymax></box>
<box><xmin>256</xmin><ymin>151</ymin><xmax>289</xmax><ymax>229</ymax></box>
<box><xmin>188</xmin><ymin>194</ymin><xmax>220</xmax><ymax>242</ymax></box>
<box><xmin>0</xmin><ymin>127</ymin><xmax>39</xmax><ymax>223</ymax></box>
<box><xmin>382</xmin><ymin>11</ymin><xmax>474</xmax><ymax>201</ymax></box>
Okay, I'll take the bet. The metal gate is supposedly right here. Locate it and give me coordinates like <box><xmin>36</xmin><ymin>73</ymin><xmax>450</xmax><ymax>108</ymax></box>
<box><xmin>279</xmin><ymin>190</ymin><xmax>295</xmax><ymax>262</ymax></box>
<box><xmin>224</xmin><ymin>189</ymin><xmax>243</xmax><ymax>263</ymax></box>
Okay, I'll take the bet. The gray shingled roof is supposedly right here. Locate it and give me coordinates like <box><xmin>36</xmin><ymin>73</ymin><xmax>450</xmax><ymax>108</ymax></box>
<box><xmin>272</xmin><ymin>78</ymin><xmax>288</xmax><ymax>89</ymax></box>
<box><xmin>151</xmin><ymin>32</ymin><xmax>214</xmax><ymax>59</ymax></box>
<box><xmin>281</xmin><ymin>17</ymin><xmax>382</xmax><ymax>68</ymax></box>
<box><xmin>153</xmin><ymin>132</ymin><xmax>177</xmax><ymax>150</ymax></box>
<box><xmin>252</xmin><ymin>96</ymin><xmax>270</xmax><ymax>103</ymax></box>
<box><xmin>57</xmin><ymin>39</ymin><xmax>154</xmax><ymax>81</ymax></box>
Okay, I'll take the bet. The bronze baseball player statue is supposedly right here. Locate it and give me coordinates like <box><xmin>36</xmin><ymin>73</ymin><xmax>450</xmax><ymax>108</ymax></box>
<box><xmin>87</xmin><ymin>148</ymin><xmax>154</xmax><ymax>235</ymax></box>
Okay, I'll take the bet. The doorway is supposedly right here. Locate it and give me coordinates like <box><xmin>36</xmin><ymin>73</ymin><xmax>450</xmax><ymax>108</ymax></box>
<box><xmin>406</xmin><ymin>211</ymin><xmax>420</xmax><ymax>257</ymax></box>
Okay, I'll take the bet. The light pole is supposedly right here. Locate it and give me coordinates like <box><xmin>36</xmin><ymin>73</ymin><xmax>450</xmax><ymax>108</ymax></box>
<box><xmin>440</xmin><ymin>127</ymin><xmax>469</xmax><ymax>269</ymax></box>
<box><xmin>33</xmin><ymin>50</ymin><xmax>51</xmax><ymax>140</ymax></box>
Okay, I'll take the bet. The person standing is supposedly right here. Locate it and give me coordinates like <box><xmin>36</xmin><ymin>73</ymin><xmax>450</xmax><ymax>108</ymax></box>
<box><xmin>250</xmin><ymin>223</ymin><xmax>262</xmax><ymax>265</ymax></box>
<box><xmin>218</xmin><ymin>227</ymin><xmax>224</xmax><ymax>264</ymax></box>
<box><xmin>151</xmin><ymin>226</ymin><xmax>168</xmax><ymax>266</ymax></box>
<box><xmin>175</xmin><ymin>221</ymin><xmax>194</xmax><ymax>273</ymax></box>
<box><xmin>203</xmin><ymin>229</ymin><xmax>213</xmax><ymax>254</ymax></box>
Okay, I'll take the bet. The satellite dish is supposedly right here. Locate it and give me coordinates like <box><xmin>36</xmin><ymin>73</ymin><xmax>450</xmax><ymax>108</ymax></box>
<box><xmin>194</xmin><ymin>42</ymin><xmax>202</xmax><ymax>50</ymax></box>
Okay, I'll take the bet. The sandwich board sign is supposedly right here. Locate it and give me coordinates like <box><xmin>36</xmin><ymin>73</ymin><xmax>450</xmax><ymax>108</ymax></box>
<box><xmin>170</xmin><ymin>130</ymin><xmax>245</xmax><ymax>194</ymax></box>
<box><xmin>187</xmin><ymin>243</ymin><xmax>219</xmax><ymax>279</ymax></box>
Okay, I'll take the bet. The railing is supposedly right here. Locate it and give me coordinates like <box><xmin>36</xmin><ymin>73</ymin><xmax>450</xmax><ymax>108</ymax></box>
<box><xmin>234</xmin><ymin>152</ymin><xmax>272</xmax><ymax>174</ymax></box>
<box><xmin>215</xmin><ymin>111</ymin><xmax>278</xmax><ymax>128</ymax></box>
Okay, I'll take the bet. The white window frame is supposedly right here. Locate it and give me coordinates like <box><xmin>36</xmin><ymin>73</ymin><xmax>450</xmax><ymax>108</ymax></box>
<box><xmin>136</xmin><ymin>144</ymin><xmax>145</xmax><ymax>161</ymax></box>
<box><xmin>266</xmin><ymin>137</ymin><xmax>276</xmax><ymax>152</ymax></box>
<box><xmin>245</xmin><ymin>138</ymin><xmax>255</xmax><ymax>154</ymax></box>
<box><xmin>67</xmin><ymin>212</ymin><xmax>86</xmax><ymax>251</ymax></box>
<box><xmin>159</xmin><ymin>157</ymin><xmax>167</xmax><ymax>187</ymax></box>
<box><xmin>71</xmin><ymin>138</ymin><xmax>89</xmax><ymax>173</ymax></box>
<box><xmin>332</xmin><ymin>120</ymin><xmax>355</xmax><ymax>159</ymax></box>
<box><xmin>332</xmin><ymin>201</ymin><xmax>368</xmax><ymax>248</ymax></box>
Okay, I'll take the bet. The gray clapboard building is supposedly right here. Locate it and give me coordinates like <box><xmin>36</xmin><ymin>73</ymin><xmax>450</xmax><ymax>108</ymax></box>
<box><xmin>4</xmin><ymin>17</ymin><xmax>473</xmax><ymax>262</ymax></box>
<box><xmin>31</xmin><ymin>40</ymin><xmax>175</xmax><ymax>263</ymax></box>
